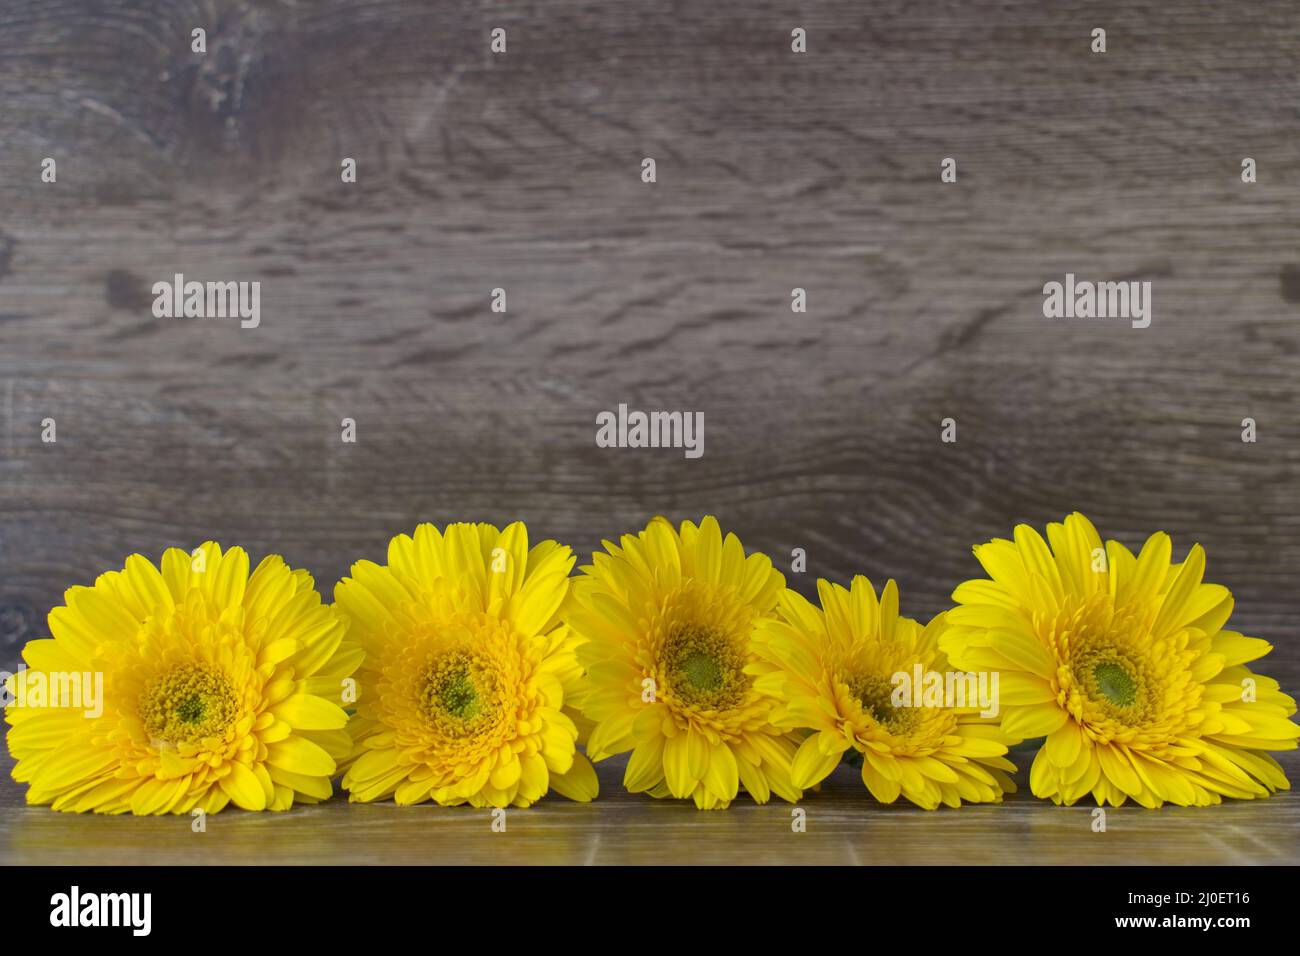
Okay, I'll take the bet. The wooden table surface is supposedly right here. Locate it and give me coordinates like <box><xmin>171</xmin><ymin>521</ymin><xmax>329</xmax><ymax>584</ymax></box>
<box><xmin>2</xmin><ymin>749</ymin><xmax>1296</xmax><ymax>866</ymax></box>
<box><xmin>1</xmin><ymin>0</ymin><xmax>1298</xmax><ymax>864</ymax></box>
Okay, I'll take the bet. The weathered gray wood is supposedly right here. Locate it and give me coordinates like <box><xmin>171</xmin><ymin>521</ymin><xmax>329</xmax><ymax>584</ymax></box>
<box><xmin>1</xmin><ymin>0</ymin><xmax>1298</xmax><ymax>862</ymax></box>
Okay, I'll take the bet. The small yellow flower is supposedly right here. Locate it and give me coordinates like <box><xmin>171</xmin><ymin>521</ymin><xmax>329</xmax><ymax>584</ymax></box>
<box><xmin>5</xmin><ymin>543</ymin><xmax>358</xmax><ymax>814</ymax></box>
<box><xmin>941</xmin><ymin>512</ymin><xmax>1300</xmax><ymax>807</ymax></box>
<box><xmin>570</xmin><ymin>516</ymin><xmax>802</xmax><ymax>809</ymax></box>
<box><xmin>755</xmin><ymin>576</ymin><xmax>1018</xmax><ymax>809</ymax></box>
<box><xmin>334</xmin><ymin>522</ymin><xmax>598</xmax><ymax>807</ymax></box>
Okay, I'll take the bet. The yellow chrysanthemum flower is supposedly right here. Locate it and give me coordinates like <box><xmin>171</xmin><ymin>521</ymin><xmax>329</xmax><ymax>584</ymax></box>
<box><xmin>755</xmin><ymin>576</ymin><xmax>1018</xmax><ymax>809</ymax></box>
<box><xmin>334</xmin><ymin>521</ymin><xmax>598</xmax><ymax>807</ymax></box>
<box><xmin>569</xmin><ymin>515</ymin><xmax>801</xmax><ymax>809</ymax></box>
<box><xmin>5</xmin><ymin>542</ymin><xmax>359</xmax><ymax>814</ymax></box>
<box><xmin>941</xmin><ymin>512</ymin><xmax>1300</xmax><ymax>808</ymax></box>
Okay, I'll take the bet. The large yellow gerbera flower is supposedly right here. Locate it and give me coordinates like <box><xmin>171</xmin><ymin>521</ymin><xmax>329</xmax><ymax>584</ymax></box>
<box><xmin>334</xmin><ymin>521</ymin><xmax>598</xmax><ymax>807</ymax></box>
<box><xmin>755</xmin><ymin>576</ymin><xmax>1018</xmax><ymax>809</ymax></box>
<box><xmin>941</xmin><ymin>512</ymin><xmax>1299</xmax><ymax>808</ymax></box>
<box><xmin>569</xmin><ymin>515</ymin><xmax>801</xmax><ymax>809</ymax></box>
<box><xmin>5</xmin><ymin>542</ymin><xmax>359</xmax><ymax>814</ymax></box>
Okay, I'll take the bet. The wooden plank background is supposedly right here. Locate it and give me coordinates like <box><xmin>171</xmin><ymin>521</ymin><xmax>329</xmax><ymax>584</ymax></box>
<box><xmin>1</xmin><ymin>0</ymin><xmax>1297</xmax><ymax>864</ymax></box>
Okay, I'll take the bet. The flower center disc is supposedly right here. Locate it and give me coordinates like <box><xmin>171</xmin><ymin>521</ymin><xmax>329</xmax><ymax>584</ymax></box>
<box><xmin>664</xmin><ymin>626</ymin><xmax>748</xmax><ymax>709</ymax></box>
<box><xmin>849</xmin><ymin>673</ymin><xmax>917</xmax><ymax>733</ymax></box>
<box><xmin>1092</xmin><ymin>660</ymin><xmax>1139</xmax><ymax>708</ymax></box>
<box><xmin>140</xmin><ymin>663</ymin><xmax>238</xmax><ymax>745</ymax></box>
<box><xmin>422</xmin><ymin>652</ymin><xmax>497</xmax><ymax>735</ymax></box>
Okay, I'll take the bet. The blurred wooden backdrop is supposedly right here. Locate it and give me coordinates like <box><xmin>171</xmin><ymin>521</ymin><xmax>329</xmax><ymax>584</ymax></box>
<box><xmin>1</xmin><ymin>0</ymin><xmax>1297</xmax><ymax>863</ymax></box>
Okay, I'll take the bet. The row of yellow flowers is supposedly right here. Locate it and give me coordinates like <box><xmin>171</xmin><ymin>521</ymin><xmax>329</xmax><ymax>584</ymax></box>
<box><xmin>5</xmin><ymin>513</ymin><xmax>1297</xmax><ymax>814</ymax></box>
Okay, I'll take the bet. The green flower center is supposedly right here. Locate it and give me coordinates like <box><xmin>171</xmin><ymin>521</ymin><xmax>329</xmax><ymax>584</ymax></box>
<box><xmin>678</xmin><ymin>649</ymin><xmax>724</xmax><ymax>693</ymax></box>
<box><xmin>848</xmin><ymin>673</ymin><xmax>917</xmax><ymax>733</ymax></box>
<box><xmin>422</xmin><ymin>652</ymin><xmax>496</xmax><ymax>734</ymax></box>
<box><xmin>175</xmin><ymin>694</ymin><xmax>207</xmax><ymax>724</ymax></box>
<box><xmin>439</xmin><ymin>671</ymin><xmax>481</xmax><ymax>721</ymax></box>
<box><xmin>664</xmin><ymin>626</ymin><xmax>749</xmax><ymax>709</ymax></box>
<box><xmin>140</xmin><ymin>663</ymin><xmax>238</xmax><ymax>745</ymax></box>
<box><xmin>1093</xmin><ymin>660</ymin><xmax>1138</xmax><ymax>708</ymax></box>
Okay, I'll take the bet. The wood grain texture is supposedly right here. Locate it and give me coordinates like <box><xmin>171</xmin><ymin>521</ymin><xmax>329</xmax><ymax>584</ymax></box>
<box><xmin>1</xmin><ymin>0</ymin><xmax>1298</xmax><ymax>864</ymax></box>
<box><xmin>2</xmin><ymin>750</ymin><xmax>1297</xmax><ymax>866</ymax></box>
